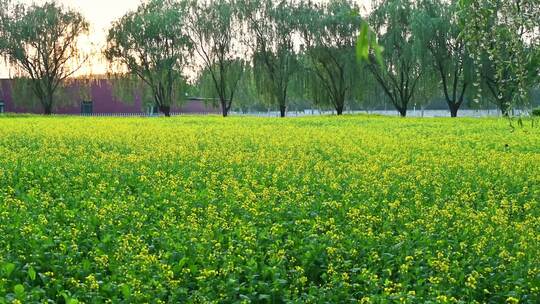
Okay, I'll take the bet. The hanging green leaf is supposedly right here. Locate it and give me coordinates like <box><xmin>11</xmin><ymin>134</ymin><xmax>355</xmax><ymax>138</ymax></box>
<box><xmin>356</xmin><ymin>21</ymin><xmax>369</xmax><ymax>61</ymax></box>
<box><xmin>373</xmin><ymin>44</ymin><xmax>385</xmax><ymax>68</ymax></box>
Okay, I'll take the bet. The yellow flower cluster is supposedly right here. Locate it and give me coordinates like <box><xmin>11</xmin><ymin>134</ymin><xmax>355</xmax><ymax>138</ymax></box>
<box><xmin>0</xmin><ymin>115</ymin><xmax>538</xmax><ymax>302</ymax></box>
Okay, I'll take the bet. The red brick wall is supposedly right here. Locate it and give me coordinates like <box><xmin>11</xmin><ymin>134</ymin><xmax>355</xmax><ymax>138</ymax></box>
<box><xmin>0</xmin><ymin>79</ymin><xmax>220</xmax><ymax>114</ymax></box>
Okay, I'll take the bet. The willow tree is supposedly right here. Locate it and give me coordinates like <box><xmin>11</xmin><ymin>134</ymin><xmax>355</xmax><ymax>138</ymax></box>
<box><xmin>239</xmin><ymin>0</ymin><xmax>299</xmax><ymax>117</ymax></box>
<box><xmin>297</xmin><ymin>0</ymin><xmax>362</xmax><ymax>115</ymax></box>
<box><xmin>0</xmin><ymin>0</ymin><xmax>13</xmax><ymax>56</ymax></box>
<box><xmin>188</xmin><ymin>0</ymin><xmax>244</xmax><ymax>117</ymax></box>
<box><xmin>231</xmin><ymin>65</ymin><xmax>270</xmax><ymax>113</ymax></box>
<box><xmin>460</xmin><ymin>0</ymin><xmax>540</xmax><ymax>116</ymax></box>
<box><xmin>0</xmin><ymin>2</ymin><xmax>89</xmax><ymax>114</ymax></box>
<box><xmin>105</xmin><ymin>0</ymin><xmax>192</xmax><ymax>117</ymax></box>
<box><xmin>0</xmin><ymin>0</ymin><xmax>8</xmax><ymax>50</ymax></box>
<box><xmin>413</xmin><ymin>0</ymin><xmax>473</xmax><ymax>117</ymax></box>
<box><xmin>367</xmin><ymin>0</ymin><xmax>424</xmax><ymax>117</ymax></box>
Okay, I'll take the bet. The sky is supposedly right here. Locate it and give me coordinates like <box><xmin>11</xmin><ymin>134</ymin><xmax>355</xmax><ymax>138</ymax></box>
<box><xmin>0</xmin><ymin>0</ymin><xmax>371</xmax><ymax>78</ymax></box>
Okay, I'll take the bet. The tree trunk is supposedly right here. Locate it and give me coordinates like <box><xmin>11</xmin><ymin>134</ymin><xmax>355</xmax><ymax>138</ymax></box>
<box><xmin>43</xmin><ymin>94</ymin><xmax>53</xmax><ymax>115</ymax></box>
<box><xmin>398</xmin><ymin>108</ymin><xmax>407</xmax><ymax>117</ymax></box>
<box><xmin>500</xmin><ymin>101</ymin><xmax>510</xmax><ymax>117</ymax></box>
<box><xmin>449</xmin><ymin>104</ymin><xmax>459</xmax><ymax>117</ymax></box>
<box><xmin>221</xmin><ymin>101</ymin><xmax>228</xmax><ymax>117</ymax></box>
<box><xmin>335</xmin><ymin>99</ymin><xmax>344</xmax><ymax>116</ymax></box>
<box><xmin>279</xmin><ymin>105</ymin><xmax>286</xmax><ymax>118</ymax></box>
<box><xmin>160</xmin><ymin>105</ymin><xmax>171</xmax><ymax>117</ymax></box>
<box><xmin>43</xmin><ymin>105</ymin><xmax>52</xmax><ymax>115</ymax></box>
<box><xmin>335</xmin><ymin>93</ymin><xmax>346</xmax><ymax>115</ymax></box>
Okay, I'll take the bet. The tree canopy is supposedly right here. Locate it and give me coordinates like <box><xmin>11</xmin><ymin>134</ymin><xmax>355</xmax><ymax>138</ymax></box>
<box><xmin>413</xmin><ymin>0</ymin><xmax>473</xmax><ymax>117</ymax></box>
<box><xmin>188</xmin><ymin>0</ymin><xmax>244</xmax><ymax>117</ymax></box>
<box><xmin>105</xmin><ymin>0</ymin><xmax>192</xmax><ymax>116</ymax></box>
<box><xmin>0</xmin><ymin>1</ymin><xmax>89</xmax><ymax>114</ymax></box>
<box><xmin>240</xmin><ymin>0</ymin><xmax>300</xmax><ymax>117</ymax></box>
<box><xmin>460</xmin><ymin>0</ymin><xmax>540</xmax><ymax>116</ymax></box>
<box><xmin>1</xmin><ymin>0</ymin><xmax>538</xmax><ymax>117</ymax></box>
<box><xmin>366</xmin><ymin>0</ymin><xmax>425</xmax><ymax>117</ymax></box>
<box><xmin>297</xmin><ymin>0</ymin><xmax>363</xmax><ymax>115</ymax></box>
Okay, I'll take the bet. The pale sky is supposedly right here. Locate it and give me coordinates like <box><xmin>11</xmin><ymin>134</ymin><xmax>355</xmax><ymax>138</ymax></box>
<box><xmin>0</xmin><ymin>0</ymin><xmax>371</xmax><ymax>78</ymax></box>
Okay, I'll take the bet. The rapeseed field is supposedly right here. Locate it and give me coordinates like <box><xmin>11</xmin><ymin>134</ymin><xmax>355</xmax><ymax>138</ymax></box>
<box><xmin>0</xmin><ymin>115</ymin><xmax>538</xmax><ymax>303</ymax></box>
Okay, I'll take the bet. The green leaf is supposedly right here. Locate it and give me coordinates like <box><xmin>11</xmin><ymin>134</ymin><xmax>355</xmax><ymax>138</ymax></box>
<box><xmin>14</xmin><ymin>284</ymin><xmax>25</xmax><ymax>298</ymax></box>
<box><xmin>178</xmin><ymin>257</ymin><xmax>188</xmax><ymax>269</ymax></box>
<box><xmin>3</xmin><ymin>263</ymin><xmax>15</xmax><ymax>277</ymax></box>
<box><xmin>374</xmin><ymin>44</ymin><xmax>385</xmax><ymax>68</ymax></box>
<box><xmin>459</xmin><ymin>0</ymin><xmax>472</xmax><ymax>8</ymax></box>
<box><xmin>121</xmin><ymin>284</ymin><xmax>131</xmax><ymax>299</ymax></box>
<box><xmin>59</xmin><ymin>292</ymin><xmax>79</xmax><ymax>304</ymax></box>
<box><xmin>60</xmin><ymin>292</ymin><xmax>68</xmax><ymax>301</ymax></box>
<box><xmin>28</xmin><ymin>266</ymin><xmax>36</xmax><ymax>281</ymax></box>
<box><xmin>356</xmin><ymin>22</ymin><xmax>369</xmax><ymax>61</ymax></box>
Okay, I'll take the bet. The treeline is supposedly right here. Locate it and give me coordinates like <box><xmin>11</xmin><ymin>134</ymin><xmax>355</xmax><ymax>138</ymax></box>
<box><xmin>0</xmin><ymin>0</ymin><xmax>538</xmax><ymax>117</ymax></box>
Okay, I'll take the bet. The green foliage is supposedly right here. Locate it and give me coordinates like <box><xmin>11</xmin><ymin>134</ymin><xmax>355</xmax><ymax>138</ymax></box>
<box><xmin>0</xmin><ymin>1</ymin><xmax>89</xmax><ymax>114</ymax></box>
<box><xmin>108</xmin><ymin>74</ymin><xmax>191</xmax><ymax>111</ymax></box>
<box><xmin>231</xmin><ymin>66</ymin><xmax>269</xmax><ymax>112</ymax></box>
<box><xmin>195</xmin><ymin>59</ymin><xmax>245</xmax><ymax>109</ymax></box>
<box><xmin>240</xmin><ymin>0</ymin><xmax>300</xmax><ymax>117</ymax></box>
<box><xmin>0</xmin><ymin>0</ymin><xmax>9</xmax><ymax>52</ymax></box>
<box><xmin>2</xmin><ymin>262</ymin><xmax>15</xmax><ymax>277</ymax></box>
<box><xmin>297</xmin><ymin>0</ymin><xmax>364</xmax><ymax>114</ymax></box>
<box><xmin>2</xmin><ymin>0</ymin><xmax>538</xmax><ymax>116</ymax></box>
<box><xmin>356</xmin><ymin>21</ymin><xmax>384</xmax><ymax>68</ymax></box>
<box><xmin>28</xmin><ymin>267</ymin><xmax>36</xmax><ymax>281</ymax></box>
<box><xmin>459</xmin><ymin>0</ymin><xmax>540</xmax><ymax>116</ymax></box>
<box><xmin>13</xmin><ymin>284</ymin><xmax>24</xmax><ymax>299</ymax></box>
<box><xmin>412</xmin><ymin>0</ymin><xmax>473</xmax><ymax>117</ymax></box>
<box><xmin>188</xmin><ymin>0</ymin><xmax>244</xmax><ymax>116</ymax></box>
<box><xmin>532</xmin><ymin>108</ymin><xmax>540</xmax><ymax>117</ymax></box>
<box><xmin>0</xmin><ymin>116</ymin><xmax>539</xmax><ymax>301</ymax></box>
<box><xmin>109</xmin><ymin>75</ymin><xmax>153</xmax><ymax>106</ymax></box>
<box><xmin>105</xmin><ymin>0</ymin><xmax>192</xmax><ymax>116</ymax></box>
<box><xmin>367</xmin><ymin>0</ymin><xmax>425</xmax><ymax>117</ymax></box>
<box><xmin>408</xmin><ymin>68</ymin><xmax>441</xmax><ymax>112</ymax></box>
<box><xmin>8</xmin><ymin>77</ymin><xmax>92</xmax><ymax>111</ymax></box>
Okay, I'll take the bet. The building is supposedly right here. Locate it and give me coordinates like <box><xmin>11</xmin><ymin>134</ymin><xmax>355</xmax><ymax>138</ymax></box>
<box><xmin>0</xmin><ymin>79</ymin><xmax>220</xmax><ymax>115</ymax></box>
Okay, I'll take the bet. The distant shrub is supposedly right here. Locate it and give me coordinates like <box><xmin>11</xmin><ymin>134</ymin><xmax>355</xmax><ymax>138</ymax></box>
<box><xmin>532</xmin><ymin>108</ymin><xmax>540</xmax><ymax>117</ymax></box>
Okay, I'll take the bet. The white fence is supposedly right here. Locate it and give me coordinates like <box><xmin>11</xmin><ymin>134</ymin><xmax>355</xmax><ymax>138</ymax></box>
<box><xmin>30</xmin><ymin>108</ymin><xmax>527</xmax><ymax>118</ymax></box>
<box><xmin>230</xmin><ymin>109</ymin><xmax>508</xmax><ymax>118</ymax></box>
<box><xmin>78</xmin><ymin>112</ymin><xmax>216</xmax><ymax>117</ymax></box>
